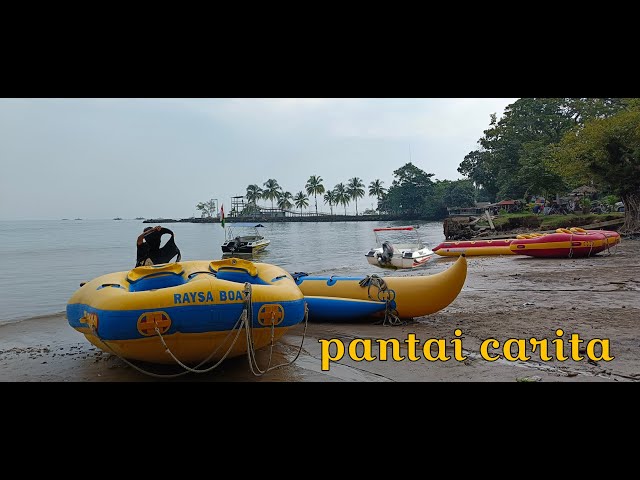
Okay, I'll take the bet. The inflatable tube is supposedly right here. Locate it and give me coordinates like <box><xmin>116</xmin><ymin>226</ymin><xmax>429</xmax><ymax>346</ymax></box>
<box><xmin>67</xmin><ymin>258</ymin><xmax>306</xmax><ymax>364</ymax></box>
<box><xmin>509</xmin><ymin>230</ymin><xmax>621</xmax><ymax>258</ymax></box>
<box><xmin>432</xmin><ymin>239</ymin><xmax>515</xmax><ymax>256</ymax></box>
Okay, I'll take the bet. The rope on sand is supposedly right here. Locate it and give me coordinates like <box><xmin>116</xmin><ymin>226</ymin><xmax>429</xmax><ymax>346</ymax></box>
<box><xmin>359</xmin><ymin>274</ymin><xmax>403</xmax><ymax>326</ymax></box>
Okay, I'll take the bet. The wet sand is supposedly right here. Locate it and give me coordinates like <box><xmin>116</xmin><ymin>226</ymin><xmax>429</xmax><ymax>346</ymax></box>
<box><xmin>1</xmin><ymin>239</ymin><xmax>638</xmax><ymax>382</ymax></box>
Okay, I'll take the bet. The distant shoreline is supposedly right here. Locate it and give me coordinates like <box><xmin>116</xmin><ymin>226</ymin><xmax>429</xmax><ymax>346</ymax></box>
<box><xmin>142</xmin><ymin>215</ymin><xmax>431</xmax><ymax>224</ymax></box>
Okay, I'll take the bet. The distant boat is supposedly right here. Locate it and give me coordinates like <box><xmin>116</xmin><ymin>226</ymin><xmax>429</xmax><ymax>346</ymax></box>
<box><xmin>74</xmin><ymin>218</ymin><xmax>82</xmax><ymax>221</ymax></box>
<box><xmin>113</xmin><ymin>217</ymin><xmax>123</xmax><ymax>220</ymax></box>
<box><xmin>135</xmin><ymin>217</ymin><xmax>145</xmax><ymax>220</ymax></box>
<box><xmin>221</xmin><ymin>223</ymin><xmax>270</xmax><ymax>255</ymax></box>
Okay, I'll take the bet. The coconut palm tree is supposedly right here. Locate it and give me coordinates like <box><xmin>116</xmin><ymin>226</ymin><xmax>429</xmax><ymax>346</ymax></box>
<box><xmin>305</xmin><ymin>175</ymin><xmax>325</xmax><ymax>216</ymax></box>
<box><xmin>246</xmin><ymin>184</ymin><xmax>263</xmax><ymax>209</ymax></box>
<box><xmin>262</xmin><ymin>179</ymin><xmax>281</xmax><ymax>211</ymax></box>
<box><xmin>347</xmin><ymin>177</ymin><xmax>365</xmax><ymax>216</ymax></box>
<box><xmin>333</xmin><ymin>183</ymin><xmax>350</xmax><ymax>215</ymax></box>
<box><xmin>277</xmin><ymin>191</ymin><xmax>293</xmax><ymax>211</ymax></box>
<box><xmin>323</xmin><ymin>190</ymin><xmax>336</xmax><ymax>215</ymax></box>
<box><xmin>368</xmin><ymin>179</ymin><xmax>386</xmax><ymax>212</ymax></box>
<box><xmin>293</xmin><ymin>191</ymin><xmax>309</xmax><ymax>215</ymax></box>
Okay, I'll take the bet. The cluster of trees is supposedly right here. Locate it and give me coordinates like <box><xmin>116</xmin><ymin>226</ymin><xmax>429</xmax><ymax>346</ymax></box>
<box><xmin>235</xmin><ymin>167</ymin><xmax>476</xmax><ymax>220</ymax></box>
<box><xmin>458</xmin><ymin>98</ymin><xmax>639</xmax><ymax>234</ymax></box>
<box><xmin>245</xmin><ymin>176</ymin><xmax>373</xmax><ymax>216</ymax></box>
<box><xmin>196</xmin><ymin>167</ymin><xmax>479</xmax><ymax>221</ymax></box>
<box><xmin>195</xmin><ymin>199</ymin><xmax>218</xmax><ymax>218</ymax></box>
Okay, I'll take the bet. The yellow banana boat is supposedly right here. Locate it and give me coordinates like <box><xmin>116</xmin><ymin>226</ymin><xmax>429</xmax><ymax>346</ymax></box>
<box><xmin>293</xmin><ymin>254</ymin><xmax>467</xmax><ymax>320</ymax></box>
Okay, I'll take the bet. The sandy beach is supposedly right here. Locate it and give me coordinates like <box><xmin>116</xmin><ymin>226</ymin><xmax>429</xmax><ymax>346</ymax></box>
<box><xmin>2</xmin><ymin>239</ymin><xmax>638</xmax><ymax>382</ymax></box>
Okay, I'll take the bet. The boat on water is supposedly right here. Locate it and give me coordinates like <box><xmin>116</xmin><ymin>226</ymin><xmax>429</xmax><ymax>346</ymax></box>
<box><xmin>433</xmin><ymin>238</ymin><xmax>516</xmax><ymax>256</ymax></box>
<box><xmin>365</xmin><ymin>226</ymin><xmax>435</xmax><ymax>269</ymax></box>
<box><xmin>509</xmin><ymin>228</ymin><xmax>620</xmax><ymax>258</ymax></box>
<box><xmin>293</xmin><ymin>254</ymin><xmax>467</xmax><ymax>321</ymax></box>
<box><xmin>66</xmin><ymin>258</ymin><xmax>306</xmax><ymax>365</ymax></box>
<box><xmin>221</xmin><ymin>223</ymin><xmax>270</xmax><ymax>255</ymax></box>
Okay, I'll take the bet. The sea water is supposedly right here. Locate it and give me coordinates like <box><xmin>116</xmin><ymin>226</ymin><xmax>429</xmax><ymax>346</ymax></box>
<box><xmin>0</xmin><ymin>218</ymin><xmax>447</xmax><ymax>325</ymax></box>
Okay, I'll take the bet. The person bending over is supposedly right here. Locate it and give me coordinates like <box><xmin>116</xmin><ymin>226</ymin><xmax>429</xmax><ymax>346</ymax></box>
<box><xmin>136</xmin><ymin>225</ymin><xmax>162</xmax><ymax>267</ymax></box>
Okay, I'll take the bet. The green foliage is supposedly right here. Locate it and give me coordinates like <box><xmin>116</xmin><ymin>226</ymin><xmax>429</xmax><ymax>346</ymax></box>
<box><xmin>262</xmin><ymin>179</ymin><xmax>281</xmax><ymax>209</ymax></box>
<box><xmin>550</xmin><ymin>108</ymin><xmax>640</xmax><ymax>232</ymax></box>
<box><xmin>421</xmin><ymin>184</ymin><xmax>446</xmax><ymax>219</ymax></box>
<box><xmin>323</xmin><ymin>190</ymin><xmax>336</xmax><ymax>215</ymax></box>
<box><xmin>475</xmin><ymin>186</ymin><xmax>492</xmax><ymax>202</ymax></box>
<box><xmin>368</xmin><ymin>179</ymin><xmax>386</xmax><ymax>198</ymax></box>
<box><xmin>384</xmin><ymin>162</ymin><xmax>435</xmax><ymax>216</ymax></box>
<box><xmin>293</xmin><ymin>191</ymin><xmax>309</xmax><ymax>214</ymax></box>
<box><xmin>333</xmin><ymin>183</ymin><xmax>350</xmax><ymax>215</ymax></box>
<box><xmin>602</xmin><ymin>195</ymin><xmax>618</xmax><ymax>207</ymax></box>
<box><xmin>421</xmin><ymin>179</ymin><xmax>476</xmax><ymax>219</ymax></box>
<box><xmin>551</xmin><ymin>109</ymin><xmax>640</xmax><ymax>196</ymax></box>
<box><xmin>305</xmin><ymin>175</ymin><xmax>325</xmax><ymax>215</ymax></box>
<box><xmin>276</xmin><ymin>191</ymin><xmax>293</xmax><ymax>210</ymax></box>
<box><xmin>489</xmin><ymin>212</ymin><xmax>623</xmax><ymax>230</ymax></box>
<box><xmin>458</xmin><ymin>149</ymin><xmax>498</xmax><ymax>201</ymax></box>
<box><xmin>347</xmin><ymin>177</ymin><xmax>365</xmax><ymax>215</ymax></box>
<box><xmin>245</xmin><ymin>184</ymin><xmax>263</xmax><ymax>206</ymax></box>
<box><xmin>195</xmin><ymin>199</ymin><xmax>217</xmax><ymax>217</ymax></box>
<box><xmin>459</xmin><ymin>98</ymin><xmax>627</xmax><ymax>202</ymax></box>
<box><xmin>241</xmin><ymin>204</ymin><xmax>261</xmax><ymax>216</ymax></box>
<box><xmin>579</xmin><ymin>197</ymin><xmax>592</xmax><ymax>212</ymax></box>
<box><xmin>368</xmin><ymin>179</ymin><xmax>386</xmax><ymax>213</ymax></box>
<box><xmin>516</xmin><ymin>140</ymin><xmax>567</xmax><ymax>197</ymax></box>
<box><xmin>441</xmin><ymin>179</ymin><xmax>476</xmax><ymax>208</ymax></box>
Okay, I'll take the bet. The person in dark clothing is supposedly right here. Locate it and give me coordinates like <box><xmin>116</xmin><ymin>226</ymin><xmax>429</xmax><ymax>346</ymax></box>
<box><xmin>135</xmin><ymin>225</ymin><xmax>182</xmax><ymax>267</ymax></box>
<box><xmin>136</xmin><ymin>226</ymin><xmax>162</xmax><ymax>267</ymax></box>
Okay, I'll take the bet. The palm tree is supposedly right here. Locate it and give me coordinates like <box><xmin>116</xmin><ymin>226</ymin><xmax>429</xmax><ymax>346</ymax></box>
<box><xmin>305</xmin><ymin>175</ymin><xmax>325</xmax><ymax>216</ymax></box>
<box><xmin>333</xmin><ymin>183</ymin><xmax>350</xmax><ymax>215</ymax></box>
<box><xmin>323</xmin><ymin>190</ymin><xmax>336</xmax><ymax>215</ymax></box>
<box><xmin>277</xmin><ymin>191</ymin><xmax>293</xmax><ymax>211</ymax></box>
<box><xmin>347</xmin><ymin>177</ymin><xmax>365</xmax><ymax>215</ymax></box>
<box><xmin>262</xmin><ymin>179</ymin><xmax>281</xmax><ymax>211</ymax></box>
<box><xmin>246</xmin><ymin>184</ymin><xmax>263</xmax><ymax>210</ymax></box>
<box><xmin>368</xmin><ymin>179</ymin><xmax>386</xmax><ymax>212</ymax></box>
<box><xmin>293</xmin><ymin>191</ymin><xmax>309</xmax><ymax>215</ymax></box>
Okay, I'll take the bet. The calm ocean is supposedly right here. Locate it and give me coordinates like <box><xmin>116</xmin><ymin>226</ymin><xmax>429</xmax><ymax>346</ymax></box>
<box><xmin>0</xmin><ymin>219</ymin><xmax>447</xmax><ymax>325</ymax></box>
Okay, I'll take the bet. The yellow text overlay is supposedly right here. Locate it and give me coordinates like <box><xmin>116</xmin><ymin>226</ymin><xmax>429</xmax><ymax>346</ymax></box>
<box><xmin>318</xmin><ymin>329</ymin><xmax>613</xmax><ymax>371</ymax></box>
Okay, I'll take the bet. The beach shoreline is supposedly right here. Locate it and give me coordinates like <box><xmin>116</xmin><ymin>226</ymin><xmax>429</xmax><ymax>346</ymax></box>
<box><xmin>2</xmin><ymin>239</ymin><xmax>638</xmax><ymax>382</ymax></box>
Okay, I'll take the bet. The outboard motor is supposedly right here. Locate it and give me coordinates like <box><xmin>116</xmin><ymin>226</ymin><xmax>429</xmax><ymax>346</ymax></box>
<box><xmin>379</xmin><ymin>241</ymin><xmax>394</xmax><ymax>263</ymax></box>
<box><xmin>228</xmin><ymin>237</ymin><xmax>241</xmax><ymax>252</ymax></box>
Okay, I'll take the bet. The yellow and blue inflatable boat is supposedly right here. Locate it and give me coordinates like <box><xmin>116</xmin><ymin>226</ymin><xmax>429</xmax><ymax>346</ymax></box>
<box><xmin>66</xmin><ymin>258</ymin><xmax>306</xmax><ymax>365</ymax></box>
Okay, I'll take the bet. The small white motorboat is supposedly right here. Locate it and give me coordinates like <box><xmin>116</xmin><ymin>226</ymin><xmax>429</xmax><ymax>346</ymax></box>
<box><xmin>365</xmin><ymin>226</ymin><xmax>435</xmax><ymax>269</ymax></box>
<box><xmin>221</xmin><ymin>223</ymin><xmax>270</xmax><ymax>255</ymax></box>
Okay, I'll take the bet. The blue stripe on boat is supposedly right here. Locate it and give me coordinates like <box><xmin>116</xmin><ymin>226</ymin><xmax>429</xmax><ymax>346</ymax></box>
<box><xmin>304</xmin><ymin>296</ymin><xmax>386</xmax><ymax>322</ymax></box>
<box><xmin>66</xmin><ymin>298</ymin><xmax>306</xmax><ymax>340</ymax></box>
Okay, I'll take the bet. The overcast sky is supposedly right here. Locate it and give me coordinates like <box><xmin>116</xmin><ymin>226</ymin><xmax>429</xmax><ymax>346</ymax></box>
<box><xmin>0</xmin><ymin>98</ymin><xmax>518</xmax><ymax>220</ymax></box>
